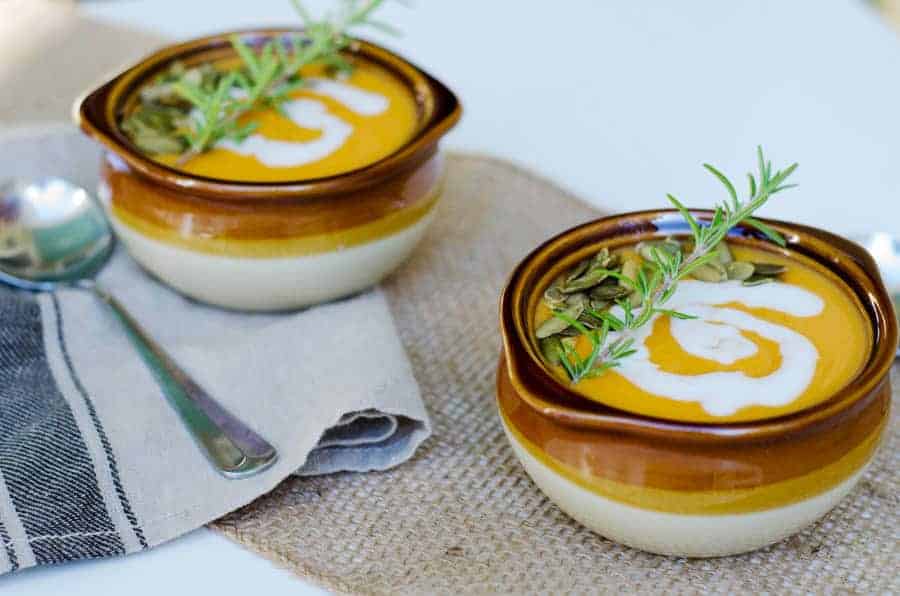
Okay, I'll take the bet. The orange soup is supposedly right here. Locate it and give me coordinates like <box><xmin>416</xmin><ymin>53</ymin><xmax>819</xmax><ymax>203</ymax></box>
<box><xmin>143</xmin><ymin>59</ymin><xmax>419</xmax><ymax>182</ymax></box>
<box><xmin>534</xmin><ymin>245</ymin><xmax>871</xmax><ymax>423</ymax></box>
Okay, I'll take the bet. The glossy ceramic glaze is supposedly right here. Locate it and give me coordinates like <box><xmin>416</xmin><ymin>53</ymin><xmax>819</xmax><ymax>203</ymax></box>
<box><xmin>498</xmin><ymin>210</ymin><xmax>896</xmax><ymax>557</ymax></box>
<box><xmin>77</xmin><ymin>30</ymin><xmax>460</xmax><ymax>310</ymax></box>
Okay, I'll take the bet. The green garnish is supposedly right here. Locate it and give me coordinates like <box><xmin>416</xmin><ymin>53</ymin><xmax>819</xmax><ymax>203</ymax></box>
<box><xmin>121</xmin><ymin>0</ymin><xmax>394</xmax><ymax>165</ymax></box>
<box><xmin>540</xmin><ymin>146</ymin><xmax>799</xmax><ymax>384</ymax></box>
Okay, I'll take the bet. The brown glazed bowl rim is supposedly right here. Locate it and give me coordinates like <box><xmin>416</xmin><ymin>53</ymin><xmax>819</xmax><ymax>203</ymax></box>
<box><xmin>499</xmin><ymin>209</ymin><xmax>898</xmax><ymax>443</ymax></box>
<box><xmin>75</xmin><ymin>28</ymin><xmax>461</xmax><ymax>201</ymax></box>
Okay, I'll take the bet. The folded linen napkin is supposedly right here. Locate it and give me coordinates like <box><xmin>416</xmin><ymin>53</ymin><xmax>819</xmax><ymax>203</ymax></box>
<box><xmin>0</xmin><ymin>127</ymin><xmax>430</xmax><ymax>573</ymax></box>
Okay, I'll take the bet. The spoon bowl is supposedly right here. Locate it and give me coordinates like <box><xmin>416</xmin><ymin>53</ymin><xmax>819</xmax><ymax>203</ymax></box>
<box><xmin>0</xmin><ymin>177</ymin><xmax>113</xmax><ymax>289</ymax></box>
<box><xmin>0</xmin><ymin>176</ymin><xmax>277</xmax><ymax>479</ymax></box>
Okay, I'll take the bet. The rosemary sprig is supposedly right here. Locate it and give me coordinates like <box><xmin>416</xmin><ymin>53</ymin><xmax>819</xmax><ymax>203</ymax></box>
<box><xmin>554</xmin><ymin>146</ymin><xmax>799</xmax><ymax>384</ymax></box>
<box><xmin>166</xmin><ymin>0</ymin><xmax>392</xmax><ymax>165</ymax></box>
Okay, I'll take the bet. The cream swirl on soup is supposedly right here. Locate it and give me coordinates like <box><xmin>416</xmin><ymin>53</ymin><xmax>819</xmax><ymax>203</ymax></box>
<box><xmin>608</xmin><ymin>280</ymin><xmax>824</xmax><ymax>416</ymax></box>
<box><xmin>218</xmin><ymin>78</ymin><xmax>390</xmax><ymax>168</ymax></box>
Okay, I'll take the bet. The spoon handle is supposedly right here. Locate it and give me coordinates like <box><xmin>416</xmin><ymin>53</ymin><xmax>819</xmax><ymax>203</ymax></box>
<box><xmin>91</xmin><ymin>285</ymin><xmax>278</xmax><ymax>479</ymax></box>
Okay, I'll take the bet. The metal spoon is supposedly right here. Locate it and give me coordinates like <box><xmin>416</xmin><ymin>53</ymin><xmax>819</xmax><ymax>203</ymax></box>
<box><xmin>0</xmin><ymin>177</ymin><xmax>277</xmax><ymax>479</ymax></box>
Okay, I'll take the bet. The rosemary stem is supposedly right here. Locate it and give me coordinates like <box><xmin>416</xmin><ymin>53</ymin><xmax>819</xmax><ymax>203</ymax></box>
<box><xmin>552</xmin><ymin>148</ymin><xmax>798</xmax><ymax>385</ymax></box>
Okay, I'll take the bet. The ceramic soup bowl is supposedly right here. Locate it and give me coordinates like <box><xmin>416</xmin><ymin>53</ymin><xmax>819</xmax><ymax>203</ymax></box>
<box><xmin>498</xmin><ymin>210</ymin><xmax>895</xmax><ymax>557</ymax></box>
<box><xmin>77</xmin><ymin>30</ymin><xmax>460</xmax><ymax>311</ymax></box>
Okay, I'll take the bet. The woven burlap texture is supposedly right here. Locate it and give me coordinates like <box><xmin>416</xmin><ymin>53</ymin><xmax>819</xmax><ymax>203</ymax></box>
<box><xmin>212</xmin><ymin>154</ymin><xmax>899</xmax><ymax>595</ymax></box>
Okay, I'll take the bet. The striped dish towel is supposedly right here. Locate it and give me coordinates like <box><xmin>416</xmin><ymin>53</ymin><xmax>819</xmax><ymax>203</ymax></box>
<box><xmin>0</xmin><ymin>128</ymin><xmax>430</xmax><ymax>573</ymax></box>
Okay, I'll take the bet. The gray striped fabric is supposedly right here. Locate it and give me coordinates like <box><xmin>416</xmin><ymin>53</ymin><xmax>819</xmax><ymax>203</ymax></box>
<box><xmin>0</xmin><ymin>128</ymin><xmax>430</xmax><ymax>574</ymax></box>
<box><xmin>0</xmin><ymin>289</ymin><xmax>134</xmax><ymax>571</ymax></box>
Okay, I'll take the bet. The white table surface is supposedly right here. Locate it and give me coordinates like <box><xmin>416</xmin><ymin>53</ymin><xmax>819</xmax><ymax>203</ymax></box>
<box><xmin>6</xmin><ymin>1</ymin><xmax>900</xmax><ymax>594</ymax></box>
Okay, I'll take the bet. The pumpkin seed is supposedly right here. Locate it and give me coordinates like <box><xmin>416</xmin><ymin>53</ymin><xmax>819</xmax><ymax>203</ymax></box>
<box><xmin>565</xmin><ymin>258</ymin><xmax>591</xmax><ymax>283</ymax></box>
<box><xmin>591</xmin><ymin>247</ymin><xmax>618</xmax><ymax>269</ymax></box>
<box><xmin>590</xmin><ymin>284</ymin><xmax>631</xmax><ymax>301</ymax></box>
<box><xmin>714</xmin><ymin>242</ymin><xmax>734</xmax><ymax>264</ymax></box>
<box><xmin>591</xmin><ymin>247</ymin><xmax>609</xmax><ymax>263</ymax></box>
<box><xmin>539</xmin><ymin>336</ymin><xmax>563</xmax><ymax>365</ymax></box>
<box><xmin>725</xmin><ymin>261</ymin><xmax>754</xmax><ymax>281</ymax></box>
<box><xmin>561</xmin><ymin>267</ymin><xmax>610</xmax><ymax>293</ymax></box>
<box><xmin>121</xmin><ymin>116</ymin><xmax>185</xmax><ymax>154</ymax></box>
<box><xmin>742</xmin><ymin>275</ymin><xmax>775</xmax><ymax>286</ymax></box>
<box><xmin>690</xmin><ymin>261</ymin><xmax>727</xmax><ymax>282</ymax></box>
<box><xmin>565</xmin><ymin>292</ymin><xmax>589</xmax><ymax>308</ymax></box>
<box><xmin>139</xmin><ymin>81</ymin><xmax>186</xmax><ymax>107</ymax></box>
<box><xmin>637</xmin><ymin>240</ymin><xmax>680</xmax><ymax>262</ymax></box>
<box><xmin>535</xmin><ymin>302</ymin><xmax>585</xmax><ymax>338</ymax></box>
<box><xmin>620</xmin><ymin>256</ymin><xmax>640</xmax><ymax>286</ymax></box>
<box><xmin>751</xmin><ymin>262</ymin><xmax>786</xmax><ymax>276</ymax></box>
<box><xmin>543</xmin><ymin>286</ymin><xmax>568</xmax><ymax>309</ymax></box>
<box><xmin>589</xmin><ymin>299</ymin><xmax>610</xmax><ymax>312</ymax></box>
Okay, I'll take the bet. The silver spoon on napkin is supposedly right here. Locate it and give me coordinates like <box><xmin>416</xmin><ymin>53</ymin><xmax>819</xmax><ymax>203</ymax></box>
<box><xmin>0</xmin><ymin>177</ymin><xmax>277</xmax><ymax>478</ymax></box>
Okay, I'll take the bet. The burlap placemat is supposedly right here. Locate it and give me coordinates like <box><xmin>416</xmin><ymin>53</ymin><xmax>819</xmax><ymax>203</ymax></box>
<box><xmin>212</xmin><ymin>154</ymin><xmax>899</xmax><ymax>595</ymax></box>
